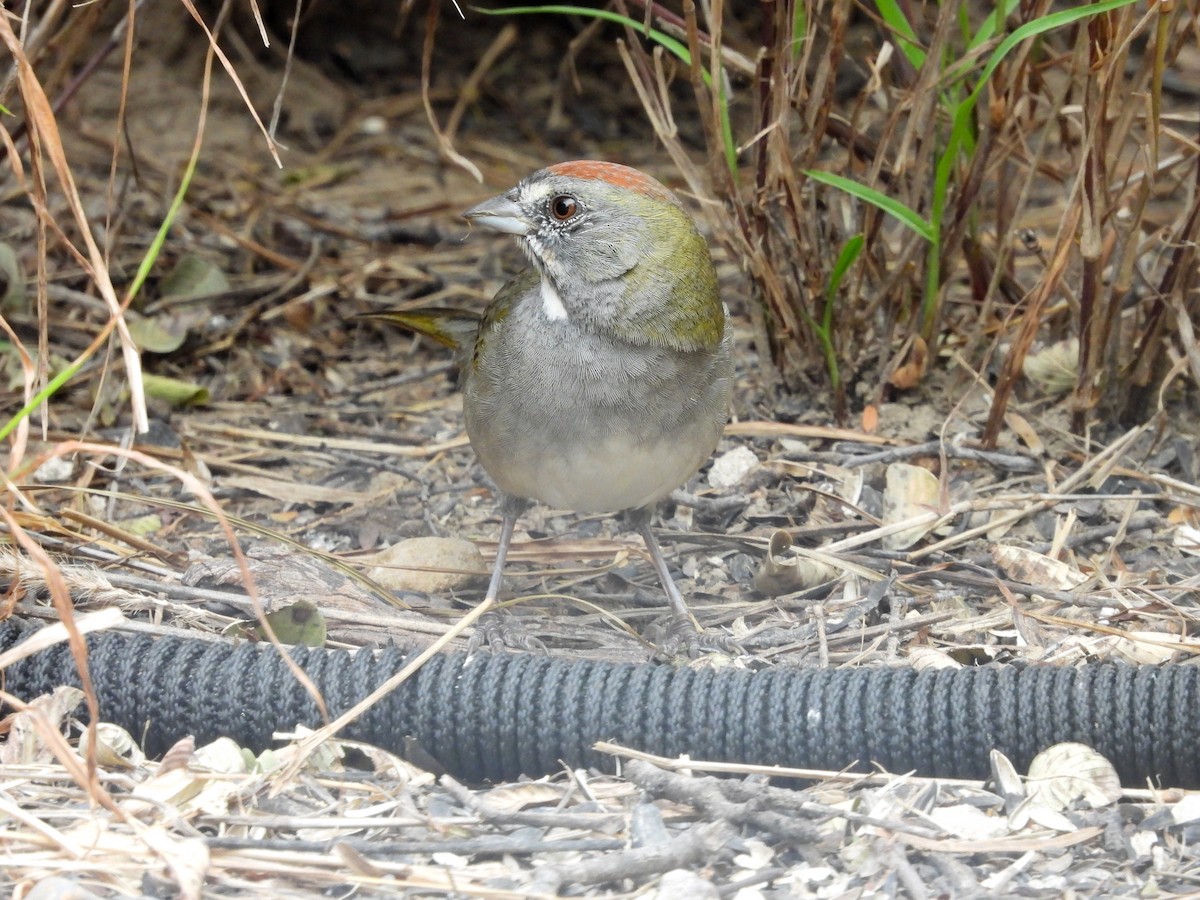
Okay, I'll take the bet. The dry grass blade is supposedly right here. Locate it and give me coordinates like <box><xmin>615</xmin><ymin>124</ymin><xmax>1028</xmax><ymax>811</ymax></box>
<box><xmin>0</xmin><ymin>607</ymin><xmax>124</xmax><ymax>669</ymax></box>
<box><xmin>1</xmin><ymin>4</ymin><xmax>1198</xmax><ymax>894</ymax></box>
<box><xmin>9</xmin><ymin>439</ymin><xmax>331</xmax><ymax>721</ymax></box>
<box><xmin>275</xmin><ymin>591</ymin><xmax>497</xmax><ymax>785</ymax></box>
<box><xmin>607</xmin><ymin>0</ymin><xmax>1199</xmax><ymax>438</ymax></box>
<box><xmin>175</xmin><ymin>0</ymin><xmax>281</xmax><ymax>166</ymax></box>
<box><xmin>984</xmin><ymin>203</ymin><xmax>1081</xmax><ymax>447</ymax></box>
<box><xmin>0</xmin><ymin>508</ymin><xmax>114</xmax><ymax>814</ymax></box>
<box><xmin>0</xmin><ymin>13</ymin><xmax>147</xmax><ymax>433</ymax></box>
<box><xmin>421</xmin><ymin>0</ymin><xmax>482</xmax><ymax>182</ymax></box>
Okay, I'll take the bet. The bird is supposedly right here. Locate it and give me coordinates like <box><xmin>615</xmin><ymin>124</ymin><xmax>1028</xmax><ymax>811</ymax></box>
<box><xmin>367</xmin><ymin>160</ymin><xmax>732</xmax><ymax>637</ymax></box>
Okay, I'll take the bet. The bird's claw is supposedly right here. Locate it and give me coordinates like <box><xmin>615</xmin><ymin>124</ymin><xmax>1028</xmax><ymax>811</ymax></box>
<box><xmin>467</xmin><ymin>611</ymin><xmax>548</xmax><ymax>655</ymax></box>
<box><xmin>647</xmin><ymin>615</ymin><xmax>742</xmax><ymax>660</ymax></box>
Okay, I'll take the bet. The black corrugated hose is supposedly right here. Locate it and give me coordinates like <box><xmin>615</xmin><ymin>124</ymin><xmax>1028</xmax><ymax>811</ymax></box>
<box><xmin>1</xmin><ymin>618</ymin><xmax>1196</xmax><ymax>787</ymax></box>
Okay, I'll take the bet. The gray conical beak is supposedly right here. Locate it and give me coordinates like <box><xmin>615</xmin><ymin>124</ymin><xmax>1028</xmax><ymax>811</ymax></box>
<box><xmin>463</xmin><ymin>194</ymin><xmax>531</xmax><ymax>236</ymax></box>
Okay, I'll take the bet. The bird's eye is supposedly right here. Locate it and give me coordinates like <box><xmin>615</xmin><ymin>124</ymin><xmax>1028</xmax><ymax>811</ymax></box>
<box><xmin>549</xmin><ymin>194</ymin><xmax>578</xmax><ymax>221</ymax></box>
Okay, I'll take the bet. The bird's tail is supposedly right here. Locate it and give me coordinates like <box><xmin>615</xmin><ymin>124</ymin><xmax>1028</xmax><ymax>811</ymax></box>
<box><xmin>358</xmin><ymin>308</ymin><xmax>482</xmax><ymax>359</ymax></box>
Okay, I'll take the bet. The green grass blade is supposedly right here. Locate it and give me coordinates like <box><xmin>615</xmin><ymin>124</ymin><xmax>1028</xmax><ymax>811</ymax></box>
<box><xmin>805</xmin><ymin>170</ymin><xmax>934</xmax><ymax>242</ymax></box>
<box><xmin>0</xmin><ymin>76</ymin><xmax>207</xmax><ymax>445</ymax></box>
<box><xmin>826</xmin><ymin>234</ymin><xmax>865</xmax><ymax>308</ymax></box>
<box><xmin>874</xmin><ymin>0</ymin><xmax>924</xmax><ymax>68</ymax></box>
<box><xmin>715</xmin><ymin>80</ymin><xmax>736</xmax><ymax>176</ymax></box>
<box><xmin>933</xmin><ymin>0</ymin><xmax>1141</xmax><ymax>246</ymax></box>
<box><xmin>791</xmin><ymin>2</ymin><xmax>806</xmax><ymax>58</ymax></box>
<box><xmin>918</xmin><ymin>0</ymin><xmax>1138</xmax><ymax>337</ymax></box>
<box><xmin>977</xmin><ymin>0</ymin><xmax>1138</xmax><ymax>89</ymax></box>
<box><xmin>816</xmin><ymin>233</ymin><xmax>864</xmax><ymax>389</ymax></box>
<box><xmin>969</xmin><ymin>0</ymin><xmax>1021</xmax><ymax>50</ymax></box>
<box><xmin>478</xmin><ymin>6</ymin><xmax>691</xmax><ymax>64</ymax></box>
<box><xmin>0</xmin><ymin>360</ymin><xmax>85</xmax><ymax>444</ymax></box>
<box><xmin>127</xmin><ymin>127</ymin><xmax>203</xmax><ymax>305</ymax></box>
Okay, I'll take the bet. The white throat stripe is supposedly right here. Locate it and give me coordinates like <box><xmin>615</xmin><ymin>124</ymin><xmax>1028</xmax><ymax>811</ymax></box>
<box><xmin>540</xmin><ymin>276</ymin><xmax>569</xmax><ymax>321</ymax></box>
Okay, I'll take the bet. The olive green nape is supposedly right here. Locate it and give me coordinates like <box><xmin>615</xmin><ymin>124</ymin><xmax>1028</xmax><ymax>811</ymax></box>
<box><xmin>672</xmin><ymin>245</ymin><xmax>724</xmax><ymax>347</ymax></box>
<box><xmin>613</xmin><ymin>219</ymin><xmax>723</xmax><ymax>352</ymax></box>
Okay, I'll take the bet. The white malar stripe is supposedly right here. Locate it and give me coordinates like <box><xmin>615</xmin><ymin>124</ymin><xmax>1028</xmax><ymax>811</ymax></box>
<box><xmin>540</xmin><ymin>275</ymin><xmax>569</xmax><ymax>321</ymax></box>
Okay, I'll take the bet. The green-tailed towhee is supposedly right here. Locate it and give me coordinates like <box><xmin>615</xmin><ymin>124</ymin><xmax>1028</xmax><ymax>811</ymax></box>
<box><xmin>371</xmin><ymin>161</ymin><xmax>732</xmax><ymax>626</ymax></box>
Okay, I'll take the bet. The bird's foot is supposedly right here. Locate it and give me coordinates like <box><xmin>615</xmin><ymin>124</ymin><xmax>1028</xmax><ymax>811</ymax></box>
<box><xmin>467</xmin><ymin>611</ymin><xmax>548</xmax><ymax>655</ymax></box>
<box><xmin>645</xmin><ymin>615</ymin><xmax>742</xmax><ymax>660</ymax></box>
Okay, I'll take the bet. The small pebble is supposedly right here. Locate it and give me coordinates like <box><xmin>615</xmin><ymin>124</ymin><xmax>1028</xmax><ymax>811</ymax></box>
<box><xmin>32</xmin><ymin>456</ymin><xmax>74</xmax><ymax>484</ymax></box>
<box><xmin>708</xmin><ymin>445</ymin><xmax>760</xmax><ymax>489</ymax></box>
<box><xmin>358</xmin><ymin>115</ymin><xmax>387</xmax><ymax>135</ymax></box>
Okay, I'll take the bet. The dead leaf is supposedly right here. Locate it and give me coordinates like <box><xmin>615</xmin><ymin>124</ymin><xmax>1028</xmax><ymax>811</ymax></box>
<box><xmin>0</xmin><ymin>686</ymin><xmax>84</xmax><ymax>764</ymax></box>
<box><xmin>482</xmin><ymin>782</ymin><xmax>565</xmax><ymax>813</ymax></box>
<box><xmin>985</xmin><ymin>507</ymin><xmax>1017</xmax><ymax>542</ymax></box>
<box><xmin>217</xmin><ymin>474</ymin><xmax>369</xmax><ymax>505</ymax></box>
<box><xmin>805</xmin><ymin>463</ymin><xmax>864</xmax><ymax>528</ymax></box>
<box><xmin>126</xmin><ymin>312</ymin><xmax>190</xmax><ymax>354</ymax></box>
<box><xmin>240</xmin><ymin>600</ymin><xmax>327</xmax><ymax>647</ymax></box>
<box><xmin>159</xmin><ymin>253</ymin><xmax>231</xmax><ymax>299</ymax></box>
<box><xmin>143</xmin><ymin>373</ymin><xmax>210</xmax><ymax>406</ymax></box>
<box><xmin>1174</xmin><ymin>523</ymin><xmax>1200</xmax><ymax>557</ymax></box>
<box><xmin>1108</xmin><ymin>629</ymin><xmax>1190</xmax><ymax>665</ymax></box>
<box><xmin>906</xmin><ymin>646</ymin><xmax>961</xmax><ymax>670</ymax></box>
<box><xmin>1024</xmin><ymin>801</ymin><xmax>1080</xmax><ymax>832</ymax></box>
<box><xmin>882</xmin><ymin>463</ymin><xmax>939</xmax><ymax>550</ymax></box>
<box><xmin>1004</xmin><ymin>411</ymin><xmax>1044</xmax><ymax>454</ymax></box>
<box><xmin>1167</xmin><ymin>505</ymin><xmax>1199</xmax><ymax>526</ymax></box>
<box><xmin>183</xmin><ymin>546</ymin><xmax>386</xmax><ymax>614</ymax></box>
<box><xmin>989</xmin><ymin>749</ymin><xmax>1026</xmax><ymax>813</ymax></box>
<box><xmin>753</xmin><ymin>530</ymin><xmax>838</xmax><ymax>596</ymax></box>
<box><xmin>992</xmin><ymin>545</ymin><xmax>1087</xmax><ymax>590</ymax></box>
<box><xmin>78</xmin><ymin>722</ymin><xmax>146</xmax><ymax>769</ymax></box>
<box><xmin>123</xmin><ymin>513</ymin><xmax>164</xmax><ymax>537</ymax></box>
<box><xmin>1165</xmin><ymin>793</ymin><xmax>1200</xmax><ymax>826</ymax></box>
<box><xmin>129</xmin><ymin>737</ymin><xmax>251</xmax><ymax>819</ymax></box>
<box><xmin>861</xmin><ymin>404</ymin><xmax>879</xmax><ymax>433</ymax></box>
<box><xmin>1026</xmin><ymin>742</ymin><xmax>1122</xmax><ymax>811</ymax></box>
<box><xmin>927</xmin><ymin>803</ymin><xmax>1009</xmax><ymax>841</ymax></box>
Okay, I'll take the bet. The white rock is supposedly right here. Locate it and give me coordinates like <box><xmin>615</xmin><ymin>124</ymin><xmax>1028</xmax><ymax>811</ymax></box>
<box><xmin>32</xmin><ymin>456</ymin><xmax>74</xmax><ymax>484</ymax></box>
<box><xmin>358</xmin><ymin>115</ymin><xmax>387</xmax><ymax>136</ymax></box>
<box><xmin>708</xmin><ymin>445</ymin><xmax>760</xmax><ymax>489</ymax></box>
<box><xmin>650</xmin><ymin>870</ymin><xmax>719</xmax><ymax>900</ymax></box>
<box><xmin>365</xmin><ymin>536</ymin><xmax>485</xmax><ymax>594</ymax></box>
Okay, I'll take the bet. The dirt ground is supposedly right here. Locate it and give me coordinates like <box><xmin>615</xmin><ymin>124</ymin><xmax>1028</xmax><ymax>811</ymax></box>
<box><xmin>3</xmin><ymin>3</ymin><xmax>1200</xmax><ymax>897</ymax></box>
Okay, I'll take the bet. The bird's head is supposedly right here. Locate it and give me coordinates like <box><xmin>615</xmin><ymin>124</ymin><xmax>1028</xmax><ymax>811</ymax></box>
<box><xmin>464</xmin><ymin>161</ymin><xmax>722</xmax><ymax>351</ymax></box>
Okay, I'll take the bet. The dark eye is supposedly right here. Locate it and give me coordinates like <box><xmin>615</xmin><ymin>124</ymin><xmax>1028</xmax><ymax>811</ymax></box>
<box><xmin>549</xmin><ymin>194</ymin><xmax>578</xmax><ymax>221</ymax></box>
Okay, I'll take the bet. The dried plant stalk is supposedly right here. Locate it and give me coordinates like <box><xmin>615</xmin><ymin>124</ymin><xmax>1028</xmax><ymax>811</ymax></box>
<box><xmin>609</xmin><ymin>0</ymin><xmax>1197</xmax><ymax>437</ymax></box>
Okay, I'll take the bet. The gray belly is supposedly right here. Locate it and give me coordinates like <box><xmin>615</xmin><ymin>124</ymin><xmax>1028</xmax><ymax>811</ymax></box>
<box><xmin>463</xmin><ymin>325</ymin><xmax>731</xmax><ymax>512</ymax></box>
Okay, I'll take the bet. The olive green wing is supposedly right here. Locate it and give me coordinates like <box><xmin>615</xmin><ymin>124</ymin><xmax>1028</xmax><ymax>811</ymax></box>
<box><xmin>468</xmin><ymin>269</ymin><xmax>536</xmax><ymax>373</ymax></box>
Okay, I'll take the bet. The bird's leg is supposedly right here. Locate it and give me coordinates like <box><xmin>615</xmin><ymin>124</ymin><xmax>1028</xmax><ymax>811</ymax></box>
<box><xmin>470</xmin><ymin>494</ymin><xmax>543</xmax><ymax>653</ymax></box>
<box><xmin>482</xmin><ymin>495</ymin><xmax>525</xmax><ymax>603</ymax></box>
<box><xmin>630</xmin><ymin>507</ymin><xmax>742</xmax><ymax>657</ymax></box>
<box><xmin>629</xmin><ymin>506</ymin><xmax>693</xmax><ymax>623</ymax></box>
